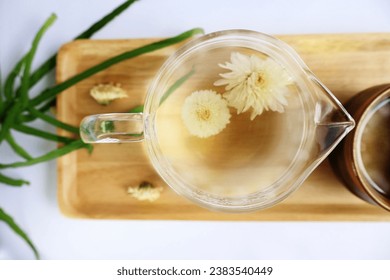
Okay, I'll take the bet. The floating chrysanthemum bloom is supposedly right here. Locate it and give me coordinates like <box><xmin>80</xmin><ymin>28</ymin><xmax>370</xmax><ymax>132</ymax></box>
<box><xmin>182</xmin><ymin>90</ymin><xmax>231</xmax><ymax>138</ymax></box>
<box><xmin>214</xmin><ymin>52</ymin><xmax>293</xmax><ymax>120</ymax></box>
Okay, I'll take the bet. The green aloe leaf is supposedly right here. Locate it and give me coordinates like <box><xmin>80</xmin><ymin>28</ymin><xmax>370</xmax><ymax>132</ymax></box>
<box><xmin>160</xmin><ymin>67</ymin><xmax>195</xmax><ymax>105</ymax></box>
<box><xmin>127</xmin><ymin>67</ymin><xmax>195</xmax><ymax>113</ymax></box>
<box><xmin>0</xmin><ymin>207</ymin><xmax>39</xmax><ymax>259</ymax></box>
<box><xmin>5</xmin><ymin>132</ymin><xmax>33</xmax><ymax>160</ymax></box>
<box><xmin>19</xmin><ymin>100</ymin><xmax>56</xmax><ymax>123</ymax></box>
<box><xmin>0</xmin><ymin>140</ymin><xmax>90</xmax><ymax>169</ymax></box>
<box><xmin>0</xmin><ymin>55</ymin><xmax>28</xmax><ymax>120</ymax></box>
<box><xmin>37</xmin><ymin>99</ymin><xmax>56</xmax><ymax>113</ymax></box>
<box><xmin>27</xmin><ymin>0</ymin><xmax>138</xmax><ymax>89</ymax></box>
<box><xmin>30</xmin><ymin>28</ymin><xmax>204</xmax><ymax>107</ymax></box>
<box><xmin>12</xmin><ymin>124</ymin><xmax>74</xmax><ymax>144</ymax></box>
<box><xmin>27</xmin><ymin>107</ymin><xmax>79</xmax><ymax>134</ymax></box>
<box><xmin>19</xmin><ymin>14</ymin><xmax>57</xmax><ymax>108</ymax></box>
<box><xmin>0</xmin><ymin>66</ymin><xmax>3</xmax><ymax>112</ymax></box>
<box><xmin>0</xmin><ymin>173</ymin><xmax>30</xmax><ymax>187</ymax></box>
<box><xmin>0</xmin><ymin>0</ymin><xmax>171</xmax><ymax>261</ymax></box>
<box><xmin>0</xmin><ymin>15</ymin><xmax>56</xmax><ymax>143</ymax></box>
<box><xmin>128</xmin><ymin>105</ymin><xmax>144</xmax><ymax>113</ymax></box>
<box><xmin>0</xmin><ymin>102</ymin><xmax>23</xmax><ymax>143</ymax></box>
<box><xmin>3</xmin><ymin>54</ymin><xmax>28</xmax><ymax>101</ymax></box>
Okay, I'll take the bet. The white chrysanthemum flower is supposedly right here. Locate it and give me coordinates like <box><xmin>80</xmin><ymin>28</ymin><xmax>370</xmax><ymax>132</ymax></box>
<box><xmin>90</xmin><ymin>83</ymin><xmax>128</xmax><ymax>105</ymax></box>
<box><xmin>214</xmin><ymin>52</ymin><xmax>293</xmax><ymax>120</ymax></box>
<box><xmin>182</xmin><ymin>90</ymin><xmax>231</xmax><ymax>138</ymax></box>
<box><xmin>127</xmin><ymin>182</ymin><xmax>163</xmax><ymax>202</ymax></box>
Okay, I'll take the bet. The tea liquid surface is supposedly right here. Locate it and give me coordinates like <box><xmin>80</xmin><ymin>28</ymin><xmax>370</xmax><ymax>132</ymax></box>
<box><xmin>360</xmin><ymin>99</ymin><xmax>390</xmax><ymax>197</ymax></box>
<box><xmin>155</xmin><ymin>47</ymin><xmax>306</xmax><ymax>197</ymax></box>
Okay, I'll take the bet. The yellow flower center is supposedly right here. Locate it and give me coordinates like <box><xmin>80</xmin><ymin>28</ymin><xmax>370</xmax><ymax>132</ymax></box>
<box><xmin>255</xmin><ymin>72</ymin><xmax>267</xmax><ymax>88</ymax></box>
<box><xmin>196</xmin><ymin>107</ymin><xmax>211</xmax><ymax>121</ymax></box>
<box><xmin>257</xmin><ymin>74</ymin><xmax>264</xmax><ymax>85</ymax></box>
<box><xmin>247</xmin><ymin>72</ymin><xmax>268</xmax><ymax>90</ymax></box>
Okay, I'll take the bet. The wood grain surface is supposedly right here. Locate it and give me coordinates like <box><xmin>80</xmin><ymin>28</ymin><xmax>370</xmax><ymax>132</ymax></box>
<box><xmin>56</xmin><ymin>33</ymin><xmax>390</xmax><ymax>221</ymax></box>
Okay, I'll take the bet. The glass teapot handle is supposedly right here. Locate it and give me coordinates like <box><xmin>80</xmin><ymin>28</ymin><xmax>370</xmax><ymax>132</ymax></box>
<box><xmin>80</xmin><ymin>113</ymin><xmax>144</xmax><ymax>143</ymax></box>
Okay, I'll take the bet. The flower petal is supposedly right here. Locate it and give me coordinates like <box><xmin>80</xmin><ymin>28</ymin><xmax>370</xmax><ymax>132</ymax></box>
<box><xmin>215</xmin><ymin>52</ymin><xmax>293</xmax><ymax>119</ymax></box>
<box><xmin>182</xmin><ymin>90</ymin><xmax>231</xmax><ymax>138</ymax></box>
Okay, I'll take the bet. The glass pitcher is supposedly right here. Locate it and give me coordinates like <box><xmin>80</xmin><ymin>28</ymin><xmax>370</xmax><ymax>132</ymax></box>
<box><xmin>80</xmin><ymin>30</ymin><xmax>355</xmax><ymax>212</ymax></box>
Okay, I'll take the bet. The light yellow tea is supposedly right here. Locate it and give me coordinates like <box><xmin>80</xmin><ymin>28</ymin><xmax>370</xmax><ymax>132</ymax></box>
<box><xmin>155</xmin><ymin>47</ymin><xmax>306</xmax><ymax>197</ymax></box>
<box><xmin>360</xmin><ymin>99</ymin><xmax>390</xmax><ymax>197</ymax></box>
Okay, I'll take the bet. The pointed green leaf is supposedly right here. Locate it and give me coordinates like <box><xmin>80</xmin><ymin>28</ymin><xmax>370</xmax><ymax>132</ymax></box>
<box><xmin>3</xmin><ymin>54</ymin><xmax>28</xmax><ymax>101</ymax></box>
<box><xmin>30</xmin><ymin>28</ymin><xmax>204</xmax><ymax>107</ymax></box>
<box><xmin>5</xmin><ymin>132</ymin><xmax>33</xmax><ymax>160</ymax></box>
<box><xmin>128</xmin><ymin>105</ymin><xmax>144</xmax><ymax>113</ymax></box>
<box><xmin>0</xmin><ymin>65</ymin><xmax>3</xmax><ymax>105</ymax></box>
<box><xmin>160</xmin><ymin>67</ymin><xmax>195</xmax><ymax>105</ymax></box>
<box><xmin>127</xmin><ymin>68</ymin><xmax>195</xmax><ymax>113</ymax></box>
<box><xmin>0</xmin><ymin>173</ymin><xmax>30</xmax><ymax>187</ymax></box>
<box><xmin>20</xmin><ymin>14</ymin><xmax>57</xmax><ymax>108</ymax></box>
<box><xmin>27</xmin><ymin>0</ymin><xmax>138</xmax><ymax>89</ymax></box>
<box><xmin>0</xmin><ymin>15</ymin><xmax>56</xmax><ymax>142</ymax></box>
<box><xmin>27</xmin><ymin>107</ymin><xmax>79</xmax><ymax>134</ymax></box>
<box><xmin>12</xmin><ymin>123</ymin><xmax>74</xmax><ymax>144</ymax></box>
<box><xmin>0</xmin><ymin>140</ymin><xmax>90</xmax><ymax>169</ymax></box>
<box><xmin>0</xmin><ymin>207</ymin><xmax>39</xmax><ymax>259</ymax></box>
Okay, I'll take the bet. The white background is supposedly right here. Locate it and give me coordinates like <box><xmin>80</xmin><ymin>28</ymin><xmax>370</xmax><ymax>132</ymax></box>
<box><xmin>1</xmin><ymin>0</ymin><xmax>390</xmax><ymax>260</ymax></box>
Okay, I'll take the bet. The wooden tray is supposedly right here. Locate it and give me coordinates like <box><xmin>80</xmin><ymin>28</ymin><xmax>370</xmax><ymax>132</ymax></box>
<box><xmin>56</xmin><ymin>33</ymin><xmax>390</xmax><ymax>221</ymax></box>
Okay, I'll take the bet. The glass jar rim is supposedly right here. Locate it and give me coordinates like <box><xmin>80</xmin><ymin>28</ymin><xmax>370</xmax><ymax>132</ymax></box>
<box><xmin>354</xmin><ymin>89</ymin><xmax>390</xmax><ymax>208</ymax></box>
